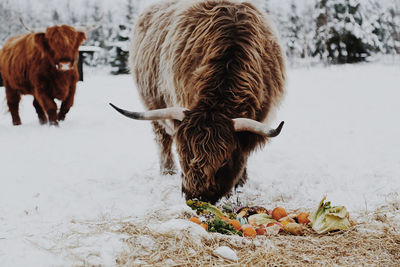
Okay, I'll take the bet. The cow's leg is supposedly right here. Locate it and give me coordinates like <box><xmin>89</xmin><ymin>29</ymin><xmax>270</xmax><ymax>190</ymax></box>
<box><xmin>58</xmin><ymin>85</ymin><xmax>76</xmax><ymax>121</ymax></box>
<box><xmin>5</xmin><ymin>85</ymin><xmax>22</xmax><ymax>125</ymax></box>
<box><xmin>235</xmin><ymin>167</ymin><xmax>248</xmax><ymax>188</ymax></box>
<box><xmin>35</xmin><ymin>93</ymin><xmax>59</xmax><ymax>126</ymax></box>
<box><xmin>33</xmin><ymin>98</ymin><xmax>48</xmax><ymax>124</ymax></box>
<box><xmin>152</xmin><ymin>121</ymin><xmax>176</xmax><ymax>175</ymax></box>
<box><xmin>234</xmin><ymin>156</ymin><xmax>249</xmax><ymax>192</ymax></box>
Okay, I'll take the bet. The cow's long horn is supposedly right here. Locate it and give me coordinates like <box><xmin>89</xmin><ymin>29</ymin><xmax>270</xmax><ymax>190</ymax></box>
<box><xmin>109</xmin><ymin>103</ymin><xmax>187</xmax><ymax>121</ymax></box>
<box><xmin>233</xmin><ymin>119</ymin><xmax>284</xmax><ymax>137</ymax></box>
<box><xmin>76</xmin><ymin>14</ymin><xmax>104</xmax><ymax>32</ymax></box>
<box><xmin>18</xmin><ymin>17</ymin><xmax>34</xmax><ymax>33</ymax></box>
<box><xmin>18</xmin><ymin>17</ymin><xmax>45</xmax><ymax>33</ymax></box>
<box><xmin>75</xmin><ymin>24</ymin><xmax>101</xmax><ymax>32</ymax></box>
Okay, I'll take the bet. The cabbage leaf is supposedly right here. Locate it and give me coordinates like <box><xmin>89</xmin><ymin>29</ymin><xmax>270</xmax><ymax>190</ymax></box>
<box><xmin>309</xmin><ymin>196</ymin><xmax>351</xmax><ymax>234</ymax></box>
<box><xmin>248</xmin><ymin>213</ymin><xmax>277</xmax><ymax>227</ymax></box>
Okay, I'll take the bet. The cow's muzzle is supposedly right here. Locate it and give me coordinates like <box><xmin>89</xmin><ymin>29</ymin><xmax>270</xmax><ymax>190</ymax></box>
<box><xmin>56</xmin><ymin>61</ymin><xmax>74</xmax><ymax>71</ymax></box>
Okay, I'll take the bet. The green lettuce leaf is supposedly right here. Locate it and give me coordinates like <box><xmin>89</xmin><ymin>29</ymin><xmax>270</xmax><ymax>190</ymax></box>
<box><xmin>186</xmin><ymin>200</ymin><xmax>225</xmax><ymax>218</ymax></box>
<box><xmin>309</xmin><ymin>196</ymin><xmax>351</xmax><ymax>234</ymax></box>
<box><xmin>248</xmin><ymin>213</ymin><xmax>277</xmax><ymax>227</ymax></box>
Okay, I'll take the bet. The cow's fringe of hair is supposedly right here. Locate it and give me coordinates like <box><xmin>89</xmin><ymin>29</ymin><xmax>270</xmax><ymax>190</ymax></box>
<box><xmin>176</xmin><ymin>111</ymin><xmax>236</xmax><ymax>196</ymax></box>
<box><xmin>173</xmin><ymin>0</ymin><xmax>285</xmax><ymax>119</ymax></box>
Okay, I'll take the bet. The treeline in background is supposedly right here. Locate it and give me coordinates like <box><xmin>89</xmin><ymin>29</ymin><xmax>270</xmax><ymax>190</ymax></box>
<box><xmin>1</xmin><ymin>0</ymin><xmax>399</xmax><ymax>74</ymax></box>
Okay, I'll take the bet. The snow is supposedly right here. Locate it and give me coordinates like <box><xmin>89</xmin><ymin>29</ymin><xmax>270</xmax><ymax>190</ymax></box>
<box><xmin>79</xmin><ymin>46</ymin><xmax>103</xmax><ymax>52</ymax></box>
<box><xmin>0</xmin><ymin>63</ymin><xmax>399</xmax><ymax>265</ymax></box>
<box><xmin>149</xmin><ymin>219</ymin><xmax>208</xmax><ymax>241</ymax></box>
<box><xmin>213</xmin><ymin>246</ymin><xmax>238</xmax><ymax>261</ymax></box>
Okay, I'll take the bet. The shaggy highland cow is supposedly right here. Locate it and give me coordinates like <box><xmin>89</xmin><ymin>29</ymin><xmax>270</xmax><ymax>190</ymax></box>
<box><xmin>0</xmin><ymin>25</ymin><xmax>86</xmax><ymax>126</ymax></box>
<box><xmin>110</xmin><ymin>0</ymin><xmax>286</xmax><ymax>203</ymax></box>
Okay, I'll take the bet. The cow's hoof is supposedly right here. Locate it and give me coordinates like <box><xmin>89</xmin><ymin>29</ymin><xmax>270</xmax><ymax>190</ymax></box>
<box><xmin>58</xmin><ymin>114</ymin><xmax>66</xmax><ymax>121</ymax></box>
<box><xmin>12</xmin><ymin>121</ymin><xmax>22</xmax><ymax>126</ymax></box>
<box><xmin>39</xmin><ymin>119</ymin><xmax>48</xmax><ymax>125</ymax></box>
<box><xmin>49</xmin><ymin>121</ymin><xmax>59</xmax><ymax>127</ymax></box>
<box><xmin>161</xmin><ymin>168</ymin><xmax>177</xmax><ymax>175</ymax></box>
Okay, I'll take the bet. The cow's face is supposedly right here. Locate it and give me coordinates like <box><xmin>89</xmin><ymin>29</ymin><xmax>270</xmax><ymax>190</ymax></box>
<box><xmin>176</xmin><ymin>111</ymin><xmax>246</xmax><ymax>203</ymax></box>
<box><xmin>108</xmin><ymin>104</ymin><xmax>283</xmax><ymax>204</ymax></box>
<box><xmin>34</xmin><ymin>25</ymin><xmax>86</xmax><ymax>71</ymax></box>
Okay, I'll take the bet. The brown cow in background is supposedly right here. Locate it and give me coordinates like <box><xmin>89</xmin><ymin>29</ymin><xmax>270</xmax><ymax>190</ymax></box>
<box><xmin>110</xmin><ymin>0</ymin><xmax>286</xmax><ymax>203</ymax></box>
<box><xmin>0</xmin><ymin>25</ymin><xmax>86</xmax><ymax>126</ymax></box>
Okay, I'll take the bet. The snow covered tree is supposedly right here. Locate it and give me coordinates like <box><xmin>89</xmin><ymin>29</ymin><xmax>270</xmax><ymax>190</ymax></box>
<box><xmin>80</xmin><ymin>1</ymin><xmax>110</xmax><ymax>66</ymax></box>
<box><xmin>109</xmin><ymin>24</ymin><xmax>131</xmax><ymax>74</ymax></box>
<box><xmin>0</xmin><ymin>1</ymin><xmax>12</xmax><ymax>43</ymax></box>
<box><xmin>65</xmin><ymin>2</ymin><xmax>79</xmax><ymax>25</ymax></box>
<box><xmin>393</xmin><ymin>1</ymin><xmax>400</xmax><ymax>54</ymax></box>
<box><xmin>87</xmin><ymin>1</ymin><xmax>105</xmax><ymax>48</ymax></box>
<box><xmin>108</xmin><ymin>0</ymin><xmax>138</xmax><ymax>74</ymax></box>
<box><xmin>286</xmin><ymin>2</ymin><xmax>302</xmax><ymax>57</ymax></box>
<box><xmin>313</xmin><ymin>0</ymin><xmax>381</xmax><ymax>64</ymax></box>
<box><xmin>2</xmin><ymin>0</ymin><xmax>398</xmax><ymax>68</ymax></box>
<box><xmin>271</xmin><ymin>1</ymin><xmax>315</xmax><ymax>65</ymax></box>
<box><xmin>52</xmin><ymin>10</ymin><xmax>61</xmax><ymax>24</ymax></box>
<box><xmin>372</xmin><ymin>2</ymin><xmax>400</xmax><ymax>54</ymax></box>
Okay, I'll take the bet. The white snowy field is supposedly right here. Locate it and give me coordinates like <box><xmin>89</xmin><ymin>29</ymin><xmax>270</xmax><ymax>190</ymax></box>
<box><xmin>0</xmin><ymin>63</ymin><xmax>400</xmax><ymax>266</ymax></box>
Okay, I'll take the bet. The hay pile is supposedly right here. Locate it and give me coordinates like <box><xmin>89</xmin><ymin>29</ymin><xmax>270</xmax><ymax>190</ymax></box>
<box><xmin>115</xmin><ymin>203</ymin><xmax>400</xmax><ymax>266</ymax></box>
<box><xmin>34</xmin><ymin>200</ymin><xmax>399</xmax><ymax>266</ymax></box>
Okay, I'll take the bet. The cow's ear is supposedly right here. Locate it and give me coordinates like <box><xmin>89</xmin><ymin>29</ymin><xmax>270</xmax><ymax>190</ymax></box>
<box><xmin>34</xmin><ymin>33</ymin><xmax>48</xmax><ymax>54</ymax></box>
<box><xmin>75</xmin><ymin>32</ymin><xmax>87</xmax><ymax>48</ymax></box>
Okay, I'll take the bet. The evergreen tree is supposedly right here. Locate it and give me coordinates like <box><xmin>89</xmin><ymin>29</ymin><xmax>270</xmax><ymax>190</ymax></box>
<box><xmin>2</xmin><ymin>0</ymin><xmax>399</xmax><ymax>67</ymax></box>
<box><xmin>276</xmin><ymin>1</ymin><xmax>315</xmax><ymax>64</ymax></box>
<box><xmin>108</xmin><ymin>0</ymin><xmax>138</xmax><ymax>75</ymax></box>
<box><xmin>285</xmin><ymin>2</ymin><xmax>303</xmax><ymax>58</ymax></box>
<box><xmin>109</xmin><ymin>24</ymin><xmax>131</xmax><ymax>74</ymax></box>
<box><xmin>301</xmin><ymin>4</ymin><xmax>317</xmax><ymax>60</ymax></box>
<box><xmin>374</xmin><ymin>3</ymin><xmax>400</xmax><ymax>54</ymax></box>
<box><xmin>393</xmin><ymin>1</ymin><xmax>400</xmax><ymax>54</ymax></box>
<box><xmin>0</xmin><ymin>1</ymin><xmax>12</xmax><ymax>43</ymax></box>
<box><xmin>313</xmin><ymin>0</ymin><xmax>381</xmax><ymax>64</ymax></box>
<box><xmin>65</xmin><ymin>2</ymin><xmax>79</xmax><ymax>25</ymax></box>
<box><xmin>52</xmin><ymin>10</ymin><xmax>60</xmax><ymax>24</ymax></box>
<box><xmin>88</xmin><ymin>2</ymin><xmax>105</xmax><ymax>47</ymax></box>
<box><xmin>82</xmin><ymin>1</ymin><xmax>109</xmax><ymax>66</ymax></box>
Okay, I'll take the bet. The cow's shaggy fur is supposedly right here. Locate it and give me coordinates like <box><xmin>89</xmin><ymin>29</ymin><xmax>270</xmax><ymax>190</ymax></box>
<box><xmin>130</xmin><ymin>0</ymin><xmax>286</xmax><ymax>203</ymax></box>
<box><xmin>0</xmin><ymin>25</ymin><xmax>86</xmax><ymax>125</ymax></box>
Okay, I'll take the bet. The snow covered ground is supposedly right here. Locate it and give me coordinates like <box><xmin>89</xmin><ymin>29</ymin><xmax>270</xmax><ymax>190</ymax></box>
<box><xmin>0</xmin><ymin>63</ymin><xmax>399</xmax><ymax>266</ymax></box>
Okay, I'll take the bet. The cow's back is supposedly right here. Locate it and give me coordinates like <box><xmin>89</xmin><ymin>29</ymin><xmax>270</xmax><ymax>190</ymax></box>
<box><xmin>129</xmin><ymin>0</ymin><xmax>193</xmax><ymax>110</ymax></box>
<box><xmin>0</xmin><ymin>34</ymin><xmax>40</xmax><ymax>91</ymax></box>
<box><xmin>130</xmin><ymin>0</ymin><xmax>285</xmax><ymax>121</ymax></box>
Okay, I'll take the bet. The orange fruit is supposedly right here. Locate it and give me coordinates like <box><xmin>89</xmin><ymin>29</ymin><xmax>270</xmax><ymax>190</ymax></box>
<box><xmin>280</xmin><ymin>220</ymin><xmax>289</xmax><ymax>227</ymax></box>
<box><xmin>189</xmin><ymin>217</ymin><xmax>201</xmax><ymax>225</ymax></box>
<box><xmin>241</xmin><ymin>224</ymin><xmax>257</xmax><ymax>238</ymax></box>
<box><xmin>271</xmin><ymin>207</ymin><xmax>288</xmax><ymax>221</ymax></box>
<box><xmin>297</xmin><ymin>213</ymin><xmax>310</xmax><ymax>224</ymax></box>
<box><xmin>228</xmin><ymin>219</ymin><xmax>242</xmax><ymax>230</ymax></box>
<box><xmin>255</xmin><ymin>227</ymin><xmax>267</xmax><ymax>236</ymax></box>
<box><xmin>267</xmin><ymin>222</ymin><xmax>279</xmax><ymax>227</ymax></box>
<box><xmin>201</xmin><ymin>223</ymin><xmax>208</xmax><ymax>231</ymax></box>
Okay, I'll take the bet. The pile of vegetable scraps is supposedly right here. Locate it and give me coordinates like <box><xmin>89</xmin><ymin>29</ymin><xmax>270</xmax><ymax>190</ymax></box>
<box><xmin>187</xmin><ymin>196</ymin><xmax>354</xmax><ymax>237</ymax></box>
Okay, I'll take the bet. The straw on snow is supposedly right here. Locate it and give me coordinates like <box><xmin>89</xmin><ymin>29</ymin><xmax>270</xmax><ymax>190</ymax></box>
<box><xmin>115</xmin><ymin>204</ymin><xmax>400</xmax><ymax>266</ymax></box>
<box><xmin>36</xmin><ymin>202</ymin><xmax>399</xmax><ymax>266</ymax></box>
